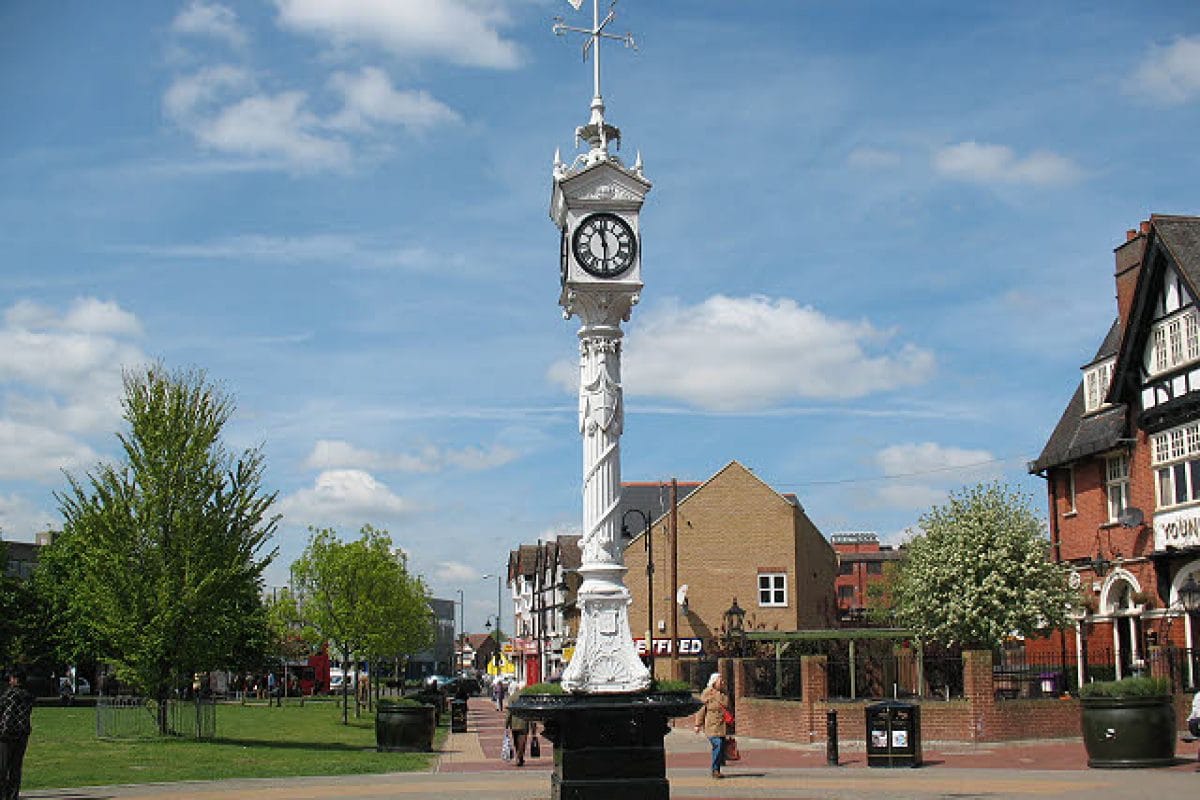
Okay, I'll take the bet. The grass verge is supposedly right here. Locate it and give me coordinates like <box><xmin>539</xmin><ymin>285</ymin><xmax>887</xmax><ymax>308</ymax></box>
<box><xmin>24</xmin><ymin>700</ymin><xmax>443</xmax><ymax>790</ymax></box>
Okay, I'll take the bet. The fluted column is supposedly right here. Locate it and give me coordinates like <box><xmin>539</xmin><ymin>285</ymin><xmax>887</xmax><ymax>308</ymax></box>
<box><xmin>561</xmin><ymin>288</ymin><xmax>651</xmax><ymax>694</ymax></box>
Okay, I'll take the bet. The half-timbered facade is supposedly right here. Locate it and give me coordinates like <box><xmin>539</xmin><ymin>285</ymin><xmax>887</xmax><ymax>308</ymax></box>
<box><xmin>1030</xmin><ymin>215</ymin><xmax>1200</xmax><ymax>685</ymax></box>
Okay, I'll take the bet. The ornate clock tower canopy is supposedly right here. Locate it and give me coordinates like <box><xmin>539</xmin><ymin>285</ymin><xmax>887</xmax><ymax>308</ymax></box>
<box><xmin>550</xmin><ymin>0</ymin><xmax>652</xmax><ymax>694</ymax></box>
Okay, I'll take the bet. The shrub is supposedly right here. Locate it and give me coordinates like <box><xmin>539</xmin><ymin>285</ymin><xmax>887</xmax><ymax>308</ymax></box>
<box><xmin>377</xmin><ymin>697</ymin><xmax>429</xmax><ymax>709</ymax></box>
<box><xmin>1079</xmin><ymin>676</ymin><xmax>1171</xmax><ymax>698</ymax></box>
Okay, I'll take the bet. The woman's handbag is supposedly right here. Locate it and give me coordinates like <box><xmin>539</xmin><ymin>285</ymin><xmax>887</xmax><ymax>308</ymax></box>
<box><xmin>530</xmin><ymin>735</ymin><xmax>541</xmax><ymax>758</ymax></box>
<box><xmin>724</xmin><ymin>736</ymin><xmax>741</xmax><ymax>761</ymax></box>
<box><xmin>721</xmin><ymin>706</ymin><xmax>735</xmax><ymax>726</ymax></box>
<box><xmin>500</xmin><ymin>731</ymin><xmax>514</xmax><ymax>762</ymax></box>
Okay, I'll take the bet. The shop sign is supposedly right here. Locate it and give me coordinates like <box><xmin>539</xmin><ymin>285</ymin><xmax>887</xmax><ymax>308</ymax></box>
<box><xmin>1155</xmin><ymin>507</ymin><xmax>1200</xmax><ymax>550</ymax></box>
<box><xmin>634</xmin><ymin>638</ymin><xmax>704</xmax><ymax>656</ymax></box>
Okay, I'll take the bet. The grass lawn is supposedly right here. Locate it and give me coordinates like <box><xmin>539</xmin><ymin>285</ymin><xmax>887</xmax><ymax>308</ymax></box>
<box><xmin>23</xmin><ymin>700</ymin><xmax>442</xmax><ymax>790</ymax></box>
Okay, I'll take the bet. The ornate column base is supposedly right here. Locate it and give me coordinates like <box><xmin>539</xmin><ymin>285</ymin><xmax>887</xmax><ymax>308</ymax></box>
<box><xmin>561</xmin><ymin>567</ymin><xmax>651</xmax><ymax>694</ymax></box>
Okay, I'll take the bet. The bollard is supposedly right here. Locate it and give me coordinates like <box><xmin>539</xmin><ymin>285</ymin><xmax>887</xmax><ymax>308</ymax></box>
<box><xmin>826</xmin><ymin>709</ymin><xmax>839</xmax><ymax>766</ymax></box>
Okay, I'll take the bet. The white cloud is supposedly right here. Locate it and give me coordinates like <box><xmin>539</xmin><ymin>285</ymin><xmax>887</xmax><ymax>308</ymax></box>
<box><xmin>0</xmin><ymin>493</ymin><xmax>57</xmax><ymax>541</ymax></box>
<box><xmin>163</xmin><ymin>65</ymin><xmax>252</xmax><ymax>123</ymax></box>
<box><xmin>876</xmin><ymin>442</ymin><xmax>996</xmax><ymax>477</ymax></box>
<box><xmin>933</xmin><ymin>141</ymin><xmax>1081</xmax><ymax>186</ymax></box>
<box><xmin>120</xmin><ymin>233</ymin><xmax>436</xmax><ymax>270</ymax></box>
<box><xmin>171</xmin><ymin>1</ymin><xmax>247</xmax><ymax>48</ymax></box>
<box><xmin>0</xmin><ymin>298</ymin><xmax>146</xmax><ymax>445</ymax></box>
<box><xmin>566</xmin><ymin>295</ymin><xmax>934</xmax><ymax>412</ymax></box>
<box><xmin>273</xmin><ymin>0</ymin><xmax>522</xmax><ymax>69</ymax></box>
<box><xmin>0</xmin><ymin>421</ymin><xmax>97</xmax><ymax>480</ymax></box>
<box><xmin>1127</xmin><ymin>35</ymin><xmax>1200</xmax><ymax>105</ymax></box>
<box><xmin>277</xmin><ymin>469</ymin><xmax>411</xmax><ymax>526</ymax></box>
<box><xmin>433</xmin><ymin>560</ymin><xmax>479</xmax><ymax>583</ymax></box>
<box><xmin>328</xmin><ymin>67</ymin><xmax>460</xmax><ymax>132</ymax></box>
<box><xmin>195</xmin><ymin>91</ymin><xmax>352</xmax><ymax>170</ymax></box>
<box><xmin>303</xmin><ymin>438</ymin><xmax>519</xmax><ymax>473</ymax></box>
<box><xmin>872</xmin><ymin>442</ymin><xmax>1000</xmax><ymax>511</ymax></box>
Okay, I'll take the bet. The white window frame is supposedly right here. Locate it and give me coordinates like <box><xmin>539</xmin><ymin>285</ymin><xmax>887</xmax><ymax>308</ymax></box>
<box><xmin>1084</xmin><ymin>359</ymin><xmax>1115</xmax><ymax>413</ymax></box>
<box><xmin>1066</xmin><ymin>466</ymin><xmax>1077</xmax><ymax>514</ymax></box>
<box><xmin>1150</xmin><ymin>307</ymin><xmax>1200</xmax><ymax>377</ymax></box>
<box><xmin>758</xmin><ymin>572</ymin><xmax>788</xmax><ymax>607</ymax></box>
<box><xmin>1152</xmin><ymin>422</ymin><xmax>1200</xmax><ymax>510</ymax></box>
<box><xmin>1106</xmin><ymin>454</ymin><xmax>1130</xmax><ymax>523</ymax></box>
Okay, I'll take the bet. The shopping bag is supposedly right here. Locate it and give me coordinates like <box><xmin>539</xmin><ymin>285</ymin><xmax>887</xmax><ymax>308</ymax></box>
<box><xmin>530</xmin><ymin>736</ymin><xmax>541</xmax><ymax>758</ymax></box>
<box><xmin>500</xmin><ymin>731</ymin><xmax>514</xmax><ymax>762</ymax></box>
<box><xmin>724</xmin><ymin>736</ymin><xmax>741</xmax><ymax>761</ymax></box>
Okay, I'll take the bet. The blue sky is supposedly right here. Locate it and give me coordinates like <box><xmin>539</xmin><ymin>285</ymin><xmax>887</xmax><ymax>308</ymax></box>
<box><xmin>3</xmin><ymin>1</ymin><xmax>1200</xmax><ymax>632</ymax></box>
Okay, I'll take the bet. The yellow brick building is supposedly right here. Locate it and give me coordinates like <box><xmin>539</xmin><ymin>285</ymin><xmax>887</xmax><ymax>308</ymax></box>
<box><xmin>621</xmin><ymin>461</ymin><xmax>837</xmax><ymax>677</ymax></box>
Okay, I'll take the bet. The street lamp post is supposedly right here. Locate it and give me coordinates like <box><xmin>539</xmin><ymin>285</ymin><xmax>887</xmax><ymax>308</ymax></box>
<box><xmin>621</xmin><ymin>508</ymin><xmax>654</xmax><ymax>677</ymax></box>
<box><xmin>456</xmin><ymin>589</ymin><xmax>465</xmax><ymax>675</ymax></box>
<box><xmin>723</xmin><ymin>598</ymin><xmax>747</xmax><ymax>657</ymax></box>
<box><xmin>1178</xmin><ymin>574</ymin><xmax>1200</xmax><ymax>687</ymax></box>
<box><xmin>482</xmin><ymin>573</ymin><xmax>504</xmax><ymax>675</ymax></box>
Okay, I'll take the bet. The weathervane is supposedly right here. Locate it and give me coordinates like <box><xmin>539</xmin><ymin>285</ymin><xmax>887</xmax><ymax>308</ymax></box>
<box><xmin>553</xmin><ymin>0</ymin><xmax>637</xmax><ymax>162</ymax></box>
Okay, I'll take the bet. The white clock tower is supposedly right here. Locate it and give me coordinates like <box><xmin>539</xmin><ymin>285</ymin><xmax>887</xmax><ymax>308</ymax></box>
<box><xmin>551</xmin><ymin>0</ymin><xmax>652</xmax><ymax>694</ymax></box>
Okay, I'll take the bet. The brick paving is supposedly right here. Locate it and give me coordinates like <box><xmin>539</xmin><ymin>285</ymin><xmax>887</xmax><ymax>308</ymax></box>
<box><xmin>23</xmin><ymin>695</ymin><xmax>1200</xmax><ymax>799</ymax></box>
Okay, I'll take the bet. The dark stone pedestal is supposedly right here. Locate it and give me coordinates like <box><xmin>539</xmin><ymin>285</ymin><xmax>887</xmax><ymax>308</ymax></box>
<box><xmin>510</xmin><ymin>692</ymin><xmax>700</xmax><ymax>800</ymax></box>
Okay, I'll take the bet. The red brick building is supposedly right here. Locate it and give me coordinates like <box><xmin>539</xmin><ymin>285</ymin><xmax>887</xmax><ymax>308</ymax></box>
<box><xmin>829</xmin><ymin>532</ymin><xmax>904</xmax><ymax>625</ymax></box>
<box><xmin>1029</xmin><ymin>215</ymin><xmax>1200</xmax><ymax>686</ymax></box>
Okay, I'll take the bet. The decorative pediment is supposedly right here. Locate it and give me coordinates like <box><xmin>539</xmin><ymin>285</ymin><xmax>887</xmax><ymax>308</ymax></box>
<box><xmin>550</xmin><ymin>158</ymin><xmax>651</xmax><ymax>228</ymax></box>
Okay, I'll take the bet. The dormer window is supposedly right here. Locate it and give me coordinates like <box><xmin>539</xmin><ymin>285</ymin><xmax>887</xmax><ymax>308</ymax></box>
<box><xmin>1150</xmin><ymin>307</ymin><xmax>1200</xmax><ymax>376</ymax></box>
<box><xmin>1084</xmin><ymin>358</ymin><xmax>1115</xmax><ymax>413</ymax></box>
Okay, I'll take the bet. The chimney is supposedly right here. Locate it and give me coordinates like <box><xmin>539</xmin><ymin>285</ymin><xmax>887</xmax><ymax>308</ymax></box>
<box><xmin>1114</xmin><ymin>220</ymin><xmax>1150</xmax><ymax>324</ymax></box>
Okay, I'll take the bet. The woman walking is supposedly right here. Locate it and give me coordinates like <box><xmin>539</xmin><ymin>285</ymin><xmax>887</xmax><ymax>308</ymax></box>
<box><xmin>693</xmin><ymin>672</ymin><xmax>730</xmax><ymax>779</ymax></box>
<box><xmin>503</xmin><ymin>706</ymin><xmax>536</xmax><ymax>767</ymax></box>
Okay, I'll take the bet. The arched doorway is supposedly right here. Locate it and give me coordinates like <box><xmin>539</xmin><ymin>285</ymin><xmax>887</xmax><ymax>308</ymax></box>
<box><xmin>1102</xmin><ymin>571</ymin><xmax>1144</xmax><ymax>680</ymax></box>
<box><xmin>1170</xmin><ymin>560</ymin><xmax>1200</xmax><ymax>687</ymax></box>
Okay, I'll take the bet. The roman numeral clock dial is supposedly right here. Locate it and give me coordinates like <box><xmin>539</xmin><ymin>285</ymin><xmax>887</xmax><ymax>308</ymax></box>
<box><xmin>572</xmin><ymin>212</ymin><xmax>637</xmax><ymax>278</ymax></box>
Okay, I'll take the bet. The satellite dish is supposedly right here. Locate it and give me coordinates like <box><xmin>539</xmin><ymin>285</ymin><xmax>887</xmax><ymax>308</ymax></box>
<box><xmin>1118</xmin><ymin>507</ymin><xmax>1144</xmax><ymax>528</ymax></box>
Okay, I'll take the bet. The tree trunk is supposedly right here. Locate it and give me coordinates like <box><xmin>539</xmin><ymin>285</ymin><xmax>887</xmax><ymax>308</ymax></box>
<box><xmin>340</xmin><ymin>656</ymin><xmax>349</xmax><ymax>725</ymax></box>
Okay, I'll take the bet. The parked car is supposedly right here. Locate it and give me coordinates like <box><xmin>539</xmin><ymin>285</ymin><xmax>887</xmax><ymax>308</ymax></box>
<box><xmin>58</xmin><ymin>676</ymin><xmax>91</xmax><ymax>695</ymax></box>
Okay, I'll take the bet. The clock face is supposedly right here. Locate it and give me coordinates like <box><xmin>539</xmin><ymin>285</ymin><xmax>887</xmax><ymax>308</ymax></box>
<box><xmin>572</xmin><ymin>213</ymin><xmax>637</xmax><ymax>278</ymax></box>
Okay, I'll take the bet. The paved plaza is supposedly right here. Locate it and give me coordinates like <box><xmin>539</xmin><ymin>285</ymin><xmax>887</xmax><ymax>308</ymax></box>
<box><xmin>24</xmin><ymin>698</ymin><xmax>1200</xmax><ymax>799</ymax></box>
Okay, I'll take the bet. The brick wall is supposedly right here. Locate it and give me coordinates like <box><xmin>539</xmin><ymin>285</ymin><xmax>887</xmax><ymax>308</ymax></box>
<box><xmin>728</xmin><ymin>651</ymin><xmax>1092</xmax><ymax>744</ymax></box>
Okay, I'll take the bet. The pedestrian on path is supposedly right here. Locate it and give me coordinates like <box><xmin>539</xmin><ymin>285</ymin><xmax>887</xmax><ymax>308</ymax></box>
<box><xmin>0</xmin><ymin>668</ymin><xmax>35</xmax><ymax>800</ymax></box>
<box><xmin>503</xmin><ymin>707</ymin><xmax>535</xmax><ymax>767</ymax></box>
<box><xmin>693</xmin><ymin>672</ymin><xmax>730</xmax><ymax>779</ymax></box>
<box><xmin>493</xmin><ymin>678</ymin><xmax>507</xmax><ymax>711</ymax></box>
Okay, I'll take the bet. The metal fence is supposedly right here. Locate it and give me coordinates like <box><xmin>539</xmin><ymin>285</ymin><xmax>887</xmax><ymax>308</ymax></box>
<box><xmin>741</xmin><ymin>648</ymin><xmax>964</xmax><ymax>701</ymax></box>
<box><xmin>992</xmin><ymin>647</ymin><xmax>1130</xmax><ymax>699</ymax></box>
<box><xmin>96</xmin><ymin>696</ymin><xmax>217</xmax><ymax>740</ymax></box>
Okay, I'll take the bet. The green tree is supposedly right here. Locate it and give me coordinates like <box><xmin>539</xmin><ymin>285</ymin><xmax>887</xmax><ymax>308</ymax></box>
<box><xmin>890</xmin><ymin>482</ymin><xmax>1074</xmax><ymax>649</ymax></box>
<box><xmin>56</xmin><ymin>364</ymin><xmax>278</xmax><ymax>727</ymax></box>
<box><xmin>289</xmin><ymin>525</ymin><xmax>433</xmax><ymax>724</ymax></box>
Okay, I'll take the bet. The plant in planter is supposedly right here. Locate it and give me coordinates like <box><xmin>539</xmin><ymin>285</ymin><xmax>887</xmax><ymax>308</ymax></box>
<box><xmin>1079</xmin><ymin>677</ymin><xmax>1175</xmax><ymax>768</ymax></box>
<box><xmin>1130</xmin><ymin>590</ymin><xmax>1156</xmax><ymax>608</ymax></box>
<box><xmin>375</xmin><ymin>697</ymin><xmax>437</xmax><ymax>752</ymax></box>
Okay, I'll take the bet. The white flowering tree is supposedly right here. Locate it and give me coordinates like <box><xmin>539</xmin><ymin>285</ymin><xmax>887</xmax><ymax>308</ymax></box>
<box><xmin>890</xmin><ymin>482</ymin><xmax>1074</xmax><ymax>649</ymax></box>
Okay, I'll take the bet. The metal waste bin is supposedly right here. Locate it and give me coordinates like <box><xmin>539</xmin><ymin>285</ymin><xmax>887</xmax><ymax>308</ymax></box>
<box><xmin>865</xmin><ymin>700</ymin><xmax>922</xmax><ymax>767</ymax></box>
<box><xmin>451</xmin><ymin>699</ymin><xmax>468</xmax><ymax>732</ymax></box>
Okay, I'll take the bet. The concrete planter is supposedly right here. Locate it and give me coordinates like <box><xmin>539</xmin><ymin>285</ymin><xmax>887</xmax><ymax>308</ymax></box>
<box><xmin>1080</xmin><ymin>695</ymin><xmax>1176</xmax><ymax>768</ymax></box>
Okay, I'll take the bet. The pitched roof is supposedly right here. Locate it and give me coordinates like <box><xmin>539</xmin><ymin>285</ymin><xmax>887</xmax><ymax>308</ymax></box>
<box><xmin>1030</xmin><ymin>318</ymin><xmax>1129</xmax><ymax>472</ymax></box>
<box><xmin>557</xmin><ymin>535</ymin><xmax>582</xmax><ymax>570</ymax></box>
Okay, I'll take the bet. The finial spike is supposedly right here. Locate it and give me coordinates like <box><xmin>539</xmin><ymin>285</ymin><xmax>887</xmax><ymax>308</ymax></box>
<box><xmin>633</xmin><ymin>150</ymin><xmax>643</xmax><ymax>175</ymax></box>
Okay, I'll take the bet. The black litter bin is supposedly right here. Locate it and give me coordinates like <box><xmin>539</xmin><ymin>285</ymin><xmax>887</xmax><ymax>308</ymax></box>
<box><xmin>865</xmin><ymin>700</ymin><xmax>922</xmax><ymax>767</ymax></box>
<box><xmin>451</xmin><ymin>699</ymin><xmax>468</xmax><ymax>732</ymax></box>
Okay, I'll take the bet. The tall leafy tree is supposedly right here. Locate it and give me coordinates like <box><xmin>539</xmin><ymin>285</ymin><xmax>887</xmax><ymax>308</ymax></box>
<box><xmin>56</xmin><ymin>364</ymin><xmax>278</xmax><ymax>727</ymax></box>
<box><xmin>289</xmin><ymin>525</ymin><xmax>433</xmax><ymax>724</ymax></box>
<box><xmin>890</xmin><ymin>482</ymin><xmax>1074</xmax><ymax>649</ymax></box>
